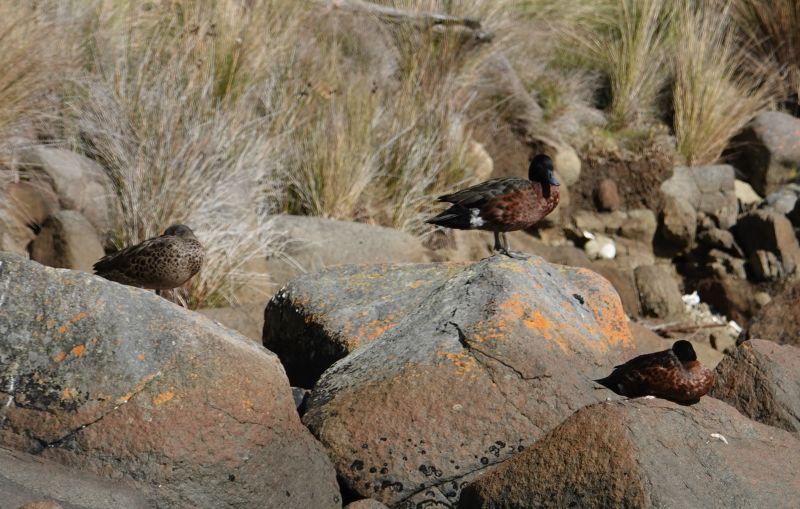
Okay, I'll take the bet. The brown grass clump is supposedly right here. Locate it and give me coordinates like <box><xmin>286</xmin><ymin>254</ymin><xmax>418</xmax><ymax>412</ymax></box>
<box><xmin>672</xmin><ymin>2</ymin><xmax>775</xmax><ymax>165</ymax></box>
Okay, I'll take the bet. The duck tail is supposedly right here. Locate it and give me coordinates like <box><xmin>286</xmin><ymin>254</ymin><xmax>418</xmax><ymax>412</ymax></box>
<box><xmin>426</xmin><ymin>207</ymin><xmax>473</xmax><ymax>230</ymax></box>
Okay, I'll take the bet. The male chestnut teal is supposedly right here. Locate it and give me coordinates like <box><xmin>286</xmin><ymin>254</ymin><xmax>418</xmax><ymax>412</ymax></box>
<box><xmin>93</xmin><ymin>224</ymin><xmax>204</xmax><ymax>290</ymax></box>
<box><xmin>425</xmin><ymin>154</ymin><xmax>560</xmax><ymax>258</ymax></box>
<box><xmin>595</xmin><ymin>340</ymin><xmax>715</xmax><ymax>405</ymax></box>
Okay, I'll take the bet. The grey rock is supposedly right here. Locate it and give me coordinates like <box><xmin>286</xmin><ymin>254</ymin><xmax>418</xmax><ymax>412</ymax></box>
<box><xmin>264</xmin><ymin>262</ymin><xmax>467</xmax><ymax>388</ymax></box>
<box><xmin>764</xmin><ymin>183</ymin><xmax>800</xmax><ymax>214</ymax></box>
<box><xmin>657</xmin><ymin>196</ymin><xmax>697</xmax><ymax>252</ymax></box>
<box><xmin>734</xmin><ymin>209</ymin><xmax>800</xmax><ymax>274</ymax></box>
<box><xmin>728</xmin><ymin>111</ymin><xmax>800</xmax><ymax>195</ymax></box>
<box><xmin>697</xmin><ymin>227</ymin><xmax>741</xmax><ymax>255</ymax></box>
<box><xmin>301</xmin><ymin>256</ymin><xmax>637</xmax><ymax>507</ymax></box>
<box><xmin>661</xmin><ymin>165</ymin><xmax>737</xmax><ymax>229</ymax></box>
<box><xmin>29</xmin><ymin>211</ymin><xmax>104</xmax><ymax>273</ymax></box>
<box><xmin>712</xmin><ymin>340</ymin><xmax>800</xmax><ymax>433</ymax></box>
<box><xmin>19</xmin><ymin>148</ymin><xmax>116</xmax><ymax>237</ymax></box>
<box><xmin>458</xmin><ymin>398</ymin><xmax>800</xmax><ymax>509</ymax></box>
<box><xmin>0</xmin><ymin>446</ymin><xmax>151</xmax><ymax>509</ymax></box>
<box><xmin>265</xmin><ymin>214</ymin><xmax>431</xmax><ymax>291</ymax></box>
<box><xmin>0</xmin><ymin>253</ymin><xmax>340</xmax><ymax>509</ymax></box>
<box><xmin>573</xmin><ymin>209</ymin><xmax>657</xmax><ymax>244</ymax></box>
<box><xmin>634</xmin><ymin>265</ymin><xmax>684</xmax><ymax>318</ymax></box>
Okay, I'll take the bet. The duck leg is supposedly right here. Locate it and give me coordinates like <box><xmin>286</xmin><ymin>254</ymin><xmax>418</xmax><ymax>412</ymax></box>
<box><xmin>495</xmin><ymin>232</ymin><xmax>529</xmax><ymax>259</ymax></box>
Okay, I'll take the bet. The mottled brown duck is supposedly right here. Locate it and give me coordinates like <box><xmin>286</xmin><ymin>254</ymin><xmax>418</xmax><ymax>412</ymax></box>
<box><xmin>595</xmin><ymin>340</ymin><xmax>716</xmax><ymax>405</ymax></box>
<box><xmin>93</xmin><ymin>224</ymin><xmax>204</xmax><ymax>290</ymax></box>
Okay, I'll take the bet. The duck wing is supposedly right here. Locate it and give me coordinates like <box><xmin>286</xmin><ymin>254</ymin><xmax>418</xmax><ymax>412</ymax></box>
<box><xmin>93</xmin><ymin>235</ymin><xmax>169</xmax><ymax>275</ymax></box>
<box><xmin>437</xmin><ymin>177</ymin><xmax>532</xmax><ymax>208</ymax></box>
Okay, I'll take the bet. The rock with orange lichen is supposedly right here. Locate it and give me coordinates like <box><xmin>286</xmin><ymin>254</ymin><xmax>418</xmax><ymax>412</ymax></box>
<box><xmin>264</xmin><ymin>262</ymin><xmax>468</xmax><ymax>387</ymax></box>
<box><xmin>301</xmin><ymin>255</ymin><xmax>638</xmax><ymax>507</ymax></box>
<box><xmin>0</xmin><ymin>253</ymin><xmax>340</xmax><ymax>509</ymax></box>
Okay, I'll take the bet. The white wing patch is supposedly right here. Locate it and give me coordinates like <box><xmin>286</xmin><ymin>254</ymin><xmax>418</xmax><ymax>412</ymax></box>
<box><xmin>469</xmin><ymin>208</ymin><xmax>484</xmax><ymax>227</ymax></box>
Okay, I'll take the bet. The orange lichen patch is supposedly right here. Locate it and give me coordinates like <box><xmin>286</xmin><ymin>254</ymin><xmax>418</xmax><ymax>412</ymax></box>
<box><xmin>499</xmin><ymin>297</ymin><xmax>526</xmax><ymax>320</ymax></box>
<box><xmin>35</xmin><ymin>315</ymin><xmax>44</xmax><ymax>322</ymax></box>
<box><xmin>70</xmin><ymin>344</ymin><xmax>85</xmax><ymax>357</ymax></box>
<box><xmin>71</xmin><ymin>312</ymin><xmax>88</xmax><ymax>322</ymax></box>
<box><xmin>152</xmin><ymin>391</ymin><xmax>174</xmax><ymax>406</ymax></box>
<box><xmin>585</xmin><ymin>290</ymin><xmax>632</xmax><ymax>349</ymax></box>
<box><xmin>60</xmin><ymin>387</ymin><xmax>78</xmax><ymax>401</ymax></box>
<box><xmin>359</xmin><ymin>319</ymin><xmax>395</xmax><ymax>344</ymax></box>
<box><xmin>137</xmin><ymin>353</ymin><xmax>145</xmax><ymax>361</ymax></box>
<box><xmin>46</xmin><ymin>319</ymin><xmax>56</xmax><ymax>328</ymax></box>
<box><xmin>115</xmin><ymin>373</ymin><xmax>157</xmax><ymax>404</ymax></box>
<box><xmin>57</xmin><ymin>325</ymin><xmax>67</xmax><ymax>334</ymax></box>
<box><xmin>523</xmin><ymin>311</ymin><xmax>570</xmax><ymax>353</ymax></box>
<box><xmin>436</xmin><ymin>351</ymin><xmax>477</xmax><ymax>376</ymax></box>
<box><xmin>52</xmin><ymin>351</ymin><xmax>66</xmax><ymax>363</ymax></box>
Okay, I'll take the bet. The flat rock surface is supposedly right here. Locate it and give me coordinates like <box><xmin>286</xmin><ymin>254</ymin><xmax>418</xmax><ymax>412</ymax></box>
<box><xmin>0</xmin><ymin>253</ymin><xmax>340</xmax><ymax>509</ymax></box>
<box><xmin>0</xmin><ymin>446</ymin><xmax>150</xmax><ymax>509</ymax></box>
<box><xmin>458</xmin><ymin>397</ymin><xmax>800</xmax><ymax>509</ymax></box>
<box><xmin>302</xmin><ymin>255</ymin><xmax>637</xmax><ymax>507</ymax></box>
<box><xmin>711</xmin><ymin>339</ymin><xmax>800</xmax><ymax>433</ymax></box>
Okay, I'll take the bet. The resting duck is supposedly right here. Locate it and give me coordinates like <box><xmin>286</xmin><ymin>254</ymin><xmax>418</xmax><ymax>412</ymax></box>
<box><xmin>93</xmin><ymin>224</ymin><xmax>205</xmax><ymax>290</ymax></box>
<box><xmin>595</xmin><ymin>340</ymin><xmax>715</xmax><ymax>405</ymax></box>
<box><xmin>426</xmin><ymin>154</ymin><xmax>560</xmax><ymax>258</ymax></box>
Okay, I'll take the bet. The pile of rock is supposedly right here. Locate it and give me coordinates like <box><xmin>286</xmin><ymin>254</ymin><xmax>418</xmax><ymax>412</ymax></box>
<box><xmin>0</xmin><ymin>147</ymin><xmax>114</xmax><ymax>270</ymax></box>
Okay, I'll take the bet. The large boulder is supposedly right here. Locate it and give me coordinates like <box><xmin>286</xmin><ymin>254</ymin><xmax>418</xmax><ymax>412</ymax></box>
<box><xmin>0</xmin><ymin>446</ymin><xmax>151</xmax><ymax>509</ymax></box>
<box><xmin>711</xmin><ymin>340</ymin><xmax>800</xmax><ymax>433</ymax></box>
<box><xmin>458</xmin><ymin>397</ymin><xmax>800</xmax><ymax>509</ymax></box>
<box><xmin>728</xmin><ymin>111</ymin><xmax>800</xmax><ymax>196</ymax></box>
<box><xmin>734</xmin><ymin>209</ymin><xmax>800</xmax><ymax>275</ymax></box>
<box><xmin>265</xmin><ymin>215</ymin><xmax>432</xmax><ymax>291</ymax></box>
<box><xmin>0</xmin><ymin>253</ymin><xmax>340</xmax><ymax>508</ymax></box>
<box><xmin>19</xmin><ymin>148</ymin><xmax>116</xmax><ymax>238</ymax></box>
<box><xmin>264</xmin><ymin>262</ymin><xmax>467</xmax><ymax>388</ymax></box>
<box><xmin>745</xmin><ymin>279</ymin><xmax>800</xmax><ymax>346</ymax></box>
<box><xmin>301</xmin><ymin>256</ymin><xmax>637</xmax><ymax>507</ymax></box>
<box><xmin>661</xmin><ymin>165</ymin><xmax>737</xmax><ymax>229</ymax></box>
<box><xmin>29</xmin><ymin>210</ymin><xmax>104</xmax><ymax>273</ymax></box>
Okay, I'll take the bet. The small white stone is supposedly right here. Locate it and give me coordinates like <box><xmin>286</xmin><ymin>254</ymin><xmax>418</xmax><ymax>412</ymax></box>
<box><xmin>710</xmin><ymin>433</ymin><xmax>728</xmax><ymax>444</ymax></box>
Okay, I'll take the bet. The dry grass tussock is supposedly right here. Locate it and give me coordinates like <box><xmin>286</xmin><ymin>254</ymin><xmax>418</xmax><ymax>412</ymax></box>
<box><xmin>672</xmin><ymin>2</ymin><xmax>775</xmax><ymax>165</ymax></box>
<box><xmin>0</xmin><ymin>0</ymin><xmax>792</xmax><ymax>308</ymax></box>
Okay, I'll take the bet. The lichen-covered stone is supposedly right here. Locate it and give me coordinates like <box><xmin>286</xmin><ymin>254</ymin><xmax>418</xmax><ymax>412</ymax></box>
<box><xmin>302</xmin><ymin>255</ymin><xmax>636</xmax><ymax>507</ymax></box>
<box><xmin>0</xmin><ymin>253</ymin><xmax>340</xmax><ymax>509</ymax></box>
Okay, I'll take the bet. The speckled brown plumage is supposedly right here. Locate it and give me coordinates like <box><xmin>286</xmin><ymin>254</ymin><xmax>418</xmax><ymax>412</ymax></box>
<box><xmin>426</xmin><ymin>154</ymin><xmax>560</xmax><ymax>256</ymax></box>
<box><xmin>93</xmin><ymin>224</ymin><xmax>204</xmax><ymax>290</ymax></box>
<box><xmin>596</xmin><ymin>340</ymin><xmax>716</xmax><ymax>405</ymax></box>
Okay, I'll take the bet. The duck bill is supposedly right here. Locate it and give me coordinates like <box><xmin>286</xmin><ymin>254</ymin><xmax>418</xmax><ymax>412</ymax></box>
<box><xmin>548</xmin><ymin>175</ymin><xmax>561</xmax><ymax>186</ymax></box>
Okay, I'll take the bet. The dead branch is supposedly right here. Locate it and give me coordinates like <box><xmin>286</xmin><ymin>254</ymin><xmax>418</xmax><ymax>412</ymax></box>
<box><xmin>319</xmin><ymin>0</ymin><xmax>494</xmax><ymax>42</ymax></box>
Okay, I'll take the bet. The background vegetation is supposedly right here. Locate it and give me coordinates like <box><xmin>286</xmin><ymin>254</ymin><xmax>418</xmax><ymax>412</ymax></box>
<box><xmin>0</xmin><ymin>0</ymin><xmax>792</xmax><ymax>307</ymax></box>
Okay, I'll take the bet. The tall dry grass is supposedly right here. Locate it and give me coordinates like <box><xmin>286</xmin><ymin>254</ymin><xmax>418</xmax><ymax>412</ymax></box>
<box><xmin>672</xmin><ymin>2</ymin><xmax>775</xmax><ymax>165</ymax></box>
<box><xmin>64</xmin><ymin>0</ymin><xmax>303</xmax><ymax>308</ymax></box>
<box><xmin>566</xmin><ymin>0</ymin><xmax>671</xmax><ymax>130</ymax></box>
<box><xmin>733</xmin><ymin>0</ymin><xmax>800</xmax><ymax>103</ymax></box>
